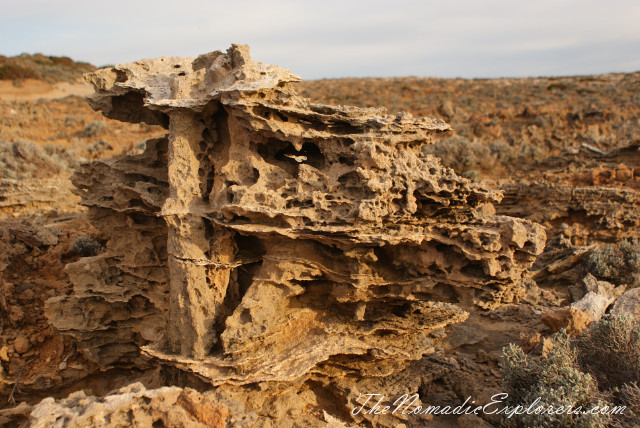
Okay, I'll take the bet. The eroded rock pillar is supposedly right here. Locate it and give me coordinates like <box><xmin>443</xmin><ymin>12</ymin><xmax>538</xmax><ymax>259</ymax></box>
<box><xmin>163</xmin><ymin>111</ymin><xmax>229</xmax><ymax>358</ymax></box>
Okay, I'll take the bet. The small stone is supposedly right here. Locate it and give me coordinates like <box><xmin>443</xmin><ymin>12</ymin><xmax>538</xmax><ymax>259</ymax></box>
<box><xmin>582</xmin><ymin>274</ymin><xmax>616</xmax><ymax>298</ymax></box>
<box><xmin>612</xmin><ymin>288</ymin><xmax>640</xmax><ymax>320</ymax></box>
<box><xmin>0</xmin><ymin>346</ymin><xmax>9</xmax><ymax>362</ymax></box>
<box><xmin>13</xmin><ymin>335</ymin><xmax>31</xmax><ymax>354</ymax></box>
<box><xmin>30</xmin><ymin>334</ymin><xmax>41</xmax><ymax>345</ymax></box>
<box><xmin>59</xmin><ymin>361</ymin><xmax>67</xmax><ymax>370</ymax></box>
<box><xmin>8</xmin><ymin>306</ymin><xmax>24</xmax><ymax>323</ymax></box>
<box><xmin>571</xmin><ymin>291</ymin><xmax>613</xmax><ymax>322</ymax></box>
<box><xmin>615</xmin><ymin>163</ymin><xmax>633</xmax><ymax>182</ymax></box>
<box><xmin>541</xmin><ymin>307</ymin><xmax>592</xmax><ymax>336</ymax></box>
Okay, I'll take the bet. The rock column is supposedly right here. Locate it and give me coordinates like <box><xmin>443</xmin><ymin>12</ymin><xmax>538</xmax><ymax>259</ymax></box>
<box><xmin>163</xmin><ymin>111</ymin><xmax>221</xmax><ymax>358</ymax></box>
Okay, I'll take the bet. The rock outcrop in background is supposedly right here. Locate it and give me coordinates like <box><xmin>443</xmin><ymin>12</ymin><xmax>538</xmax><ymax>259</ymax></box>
<box><xmin>42</xmin><ymin>45</ymin><xmax>545</xmax><ymax>425</ymax></box>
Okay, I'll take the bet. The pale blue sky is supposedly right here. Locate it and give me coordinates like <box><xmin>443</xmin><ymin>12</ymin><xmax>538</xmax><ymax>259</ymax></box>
<box><xmin>1</xmin><ymin>0</ymin><xmax>639</xmax><ymax>80</ymax></box>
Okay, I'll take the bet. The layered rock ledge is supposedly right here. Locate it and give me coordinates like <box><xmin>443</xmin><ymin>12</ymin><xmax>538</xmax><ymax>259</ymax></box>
<box><xmin>45</xmin><ymin>45</ymin><xmax>545</xmax><ymax>418</ymax></box>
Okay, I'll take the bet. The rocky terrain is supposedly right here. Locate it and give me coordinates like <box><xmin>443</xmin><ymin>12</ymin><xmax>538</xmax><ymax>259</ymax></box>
<box><xmin>0</xmin><ymin>48</ymin><xmax>638</xmax><ymax>427</ymax></box>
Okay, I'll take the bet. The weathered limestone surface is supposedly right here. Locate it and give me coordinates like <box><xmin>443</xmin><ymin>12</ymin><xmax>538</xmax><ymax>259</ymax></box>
<box><xmin>46</xmin><ymin>45</ymin><xmax>545</xmax><ymax>398</ymax></box>
<box><xmin>29</xmin><ymin>383</ymin><xmax>228</xmax><ymax>428</ymax></box>
<box><xmin>500</xmin><ymin>182</ymin><xmax>640</xmax><ymax>235</ymax></box>
<box><xmin>0</xmin><ymin>177</ymin><xmax>81</xmax><ymax>217</ymax></box>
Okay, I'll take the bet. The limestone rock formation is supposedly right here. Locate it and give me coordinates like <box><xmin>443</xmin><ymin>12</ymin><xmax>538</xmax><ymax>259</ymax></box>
<box><xmin>29</xmin><ymin>383</ymin><xmax>228</xmax><ymax>428</ymax></box>
<box><xmin>45</xmin><ymin>45</ymin><xmax>545</xmax><ymax>401</ymax></box>
<box><xmin>498</xmin><ymin>143</ymin><xmax>640</xmax><ymax>244</ymax></box>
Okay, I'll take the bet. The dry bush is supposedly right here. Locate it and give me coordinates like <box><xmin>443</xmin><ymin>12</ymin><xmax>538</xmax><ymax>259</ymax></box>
<box><xmin>421</xmin><ymin>135</ymin><xmax>541</xmax><ymax>180</ymax></box>
<box><xmin>611</xmin><ymin>383</ymin><xmax>640</xmax><ymax>428</ymax></box>
<box><xmin>0</xmin><ymin>53</ymin><xmax>95</xmax><ymax>83</ymax></box>
<box><xmin>0</xmin><ymin>139</ymin><xmax>80</xmax><ymax>179</ymax></box>
<box><xmin>0</xmin><ymin>63</ymin><xmax>38</xmax><ymax>80</ymax></box>
<box><xmin>79</xmin><ymin>121</ymin><xmax>109</xmax><ymax>138</ymax></box>
<box><xmin>586</xmin><ymin>239</ymin><xmax>640</xmax><ymax>287</ymax></box>
<box><xmin>501</xmin><ymin>331</ymin><xmax>609</xmax><ymax>427</ymax></box>
<box><xmin>501</xmin><ymin>315</ymin><xmax>640</xmax><ymax>427</ymax></box>
<box><xmin>577</xmin><ymin>315</ymin><xmax>640</xmax><ymax>391</ymax></box>
<box><xmin>71</xmin><ymin>236</ymin><xmax>104</xmax><ymax>257</ymax></box>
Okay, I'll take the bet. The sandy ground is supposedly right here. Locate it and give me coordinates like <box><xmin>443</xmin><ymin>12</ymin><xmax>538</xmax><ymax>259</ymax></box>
<box><xmin>0</xmin><ymin>79</ymin><xmax>93</xmax><ymax>100</ymax></box>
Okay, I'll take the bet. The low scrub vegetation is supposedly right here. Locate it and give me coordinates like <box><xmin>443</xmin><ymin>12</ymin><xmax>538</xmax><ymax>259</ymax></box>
<box><xmin>586</xmin><ymin>239</ymin><xmax>640</xmax><ymax>287</ymax></box>
<box><xmin>421</xmin><ymin>135</ymin><xmax>542</xmax><ymax>180</ymax></box>
<box><xmin>71</xmin><ymin>236</ymin><xmax>104</xmax><ymax>257</ymax></box>
<box><xmin>0</xmin><ymin>53</ymin><xmax>95</xmax><ymax>83</ymax></box>
<box><xmin>501</xmin><ymin>315</ymin><xmax>640</xmax><ymax>427</ymax></box>
<box><xmin>0</xmin><ymin>139</ymin><xmax>81</xmax><ymax>180</ymax></box>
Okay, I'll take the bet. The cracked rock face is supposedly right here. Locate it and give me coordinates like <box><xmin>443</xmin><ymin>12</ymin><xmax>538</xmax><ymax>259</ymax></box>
<box><xmin>46</xmin><ymin>45</ymin><xmax>545</xmax><ymax>388</ymax></box>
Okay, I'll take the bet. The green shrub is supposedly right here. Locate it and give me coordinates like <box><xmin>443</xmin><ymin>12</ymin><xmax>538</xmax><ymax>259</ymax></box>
<box><xmin>501</xmin><ymin>332</ymin><xmax>609</xmax><ymax>427</ymax></box>
<box><xmin>577</xmin><ymin>315</ymin><xmax>640</xmax><ymax>391</ymax></box>
<box><xmin>0</xmin><ymin>53</ymin><xmax>95</xmax><ymax>83</ymax></box>
<box><xmin>0</xmin><ymin>139</ymin><xmax>80</xmax><ymax>180</ymax></box>
<box><xmin>586</xmin><ymin>239</ymin><xmax>640</xmax><ymax>287</ymax></box>
<box><xmin>0</xmin><ymin>63</ymin><xmax>38</xmax><ymax>80</ymax></box>
<box><xmin>501</xmin><ymin>315</ymin><xmax>640</xmax><ymax>427</ymax></box>
<box><xmin>71</xmin><ymin>236</ymin><xmax>104</xmax><ymax>257</ymax></box>
<box><xmin>79</xmin><ymin>121</ymin><xmax>109</xmax><ymax>138</ymax></box>
<box><xmin>422</xmin><ymin>135</ymin><xmax>493</xmax><ymax>178</ymax></box>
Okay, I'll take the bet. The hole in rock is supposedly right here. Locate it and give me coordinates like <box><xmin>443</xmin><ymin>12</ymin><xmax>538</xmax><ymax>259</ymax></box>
<box><xmin>239</xmin><ymin>309</ymin><xmax>252</xmax><ymax>323</ymax></box>
<box><xmin>429</xmin><ymin>283</ymin><xmax>459</xmax><ymax>303</ymax></box>
<box><xmin>328</xmin><ymin>120</ymin><xmax>358</xmax><ymax>135</ymax></box>
<box><xmin>234</xmin><ymin>233</ymin><xmax>266</xmax><ymax>260</ymax></box>
<box><xmin>391</xmin><ymin>303</ymin><xmax>413</xmax><ymax>317</ymax></box>
<box><xmin>152</xmin><ymin>236</ymin><xmax>167</xmax><ymax>260</ymax></box>
<box><xmin>250</xmin><ymin>167</ymin><xmax>260</xmax><ymax>185</ymax></box>
<box><xmin>203</xmin><ymin>219</ymin><xmax>215</xmax><ymax>246</ymax></box>
<box><xmin>337</xmin><ymin>171</ymin><xmax>359</xmax><ymax>186</ymax></box>
<box><xmin>202</xmin><ymin>127</ymin><xmax>216</xmax><ymax>145</ymax></box>
<box><xmin>114</xmin><ymin>70</ymin><xmax>127</xmax><ymax>83</ymax></box>
<box><xmin>273</xmin><ymin>111</ymin><xmax>289</xmax><ymax>122</ymax></box>
<box><xmin>461</xmin><ymin>262</ymin><xmax>485</xmax><ymax>278</ymax></box>
<box><xmin>285</xmin><ymin>200</ymin><xmax>314</xmax><ymax>209</ymax></box>
<box><xmin>338</xmin><ymin>156</ymin><xmax>355</xmax><ymax>166</ymax></box>
<box><xmin>257</xmin><ymin>139</ymin><xmax>326</xmax><ymax>176</ymax></box>
<box><xmin>110</xmin><ymin>92</ymin><xmax>169</xmax><ymax>128</ymax></box>
<box><xmin>129</xmin><ymin>212</ymin><xmax>153</xmax><ymax>225</ymax></box>
<box><xmin>373</xmin><ymin>329</ymin><xmax>397</xmax><ymax>337</ymax></box>
<box><xmin>230</xmin><ymin>215</ymin><xmax>251</xmax><ymax>224</ymax></box>
<box><xmin>204</xmin><ymin>171</ymin><xmax>215</xmax><ymax>201</ymax></box>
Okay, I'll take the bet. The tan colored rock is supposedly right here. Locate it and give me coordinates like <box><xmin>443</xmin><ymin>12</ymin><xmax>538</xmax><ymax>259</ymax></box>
<box><xmin>13</xmin><ymin>334</ymin><xmax>31</xmax><ymax>354</ymax></box>
<box><xmin>29</xmin><ymin>383</ymin><xmax>228</xmax><ymax>428</ymax></box>
<box><xmin>0</xmin><ymin>345</ymin><xmax>8</xmax><ymax>362</ymax></box>
<box><xmin>612</xmin><ymin>288</ymin><xmax>640</xmax><ymax>320</ymax></box>
<box><xmin>500</xmin><ymin>182</ymin><xmax>640</xmax><ymax>234</ymax></box>
<box><xmin>571</xmin><ymin>291</ymin><xmax>613</xmax><ymax>322</ymax></box>
<box><xmin>541</xmin><ymin>307</ymin><xmax>592</xmax><ymax>336</ymax></box>
<box><xmin>615</xmin><ymin>162</ymin><xmax>633</xmax><ymax>182</ymax></box>
<box><xmin>47</xmin><ymin>45</ymin><xmax>544</xmax><ymax>401</ymax></box>
<box><xmin>0</xmin><ymin>177</ymin><xmax>81</xmax><ymax>218</ymax></box>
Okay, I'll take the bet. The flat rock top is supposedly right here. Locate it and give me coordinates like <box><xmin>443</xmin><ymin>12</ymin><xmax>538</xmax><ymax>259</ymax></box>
<box><xmin>85</xmin><ymin>44</ymin><xmax>301</xmax><ymax>112</ymax></box>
